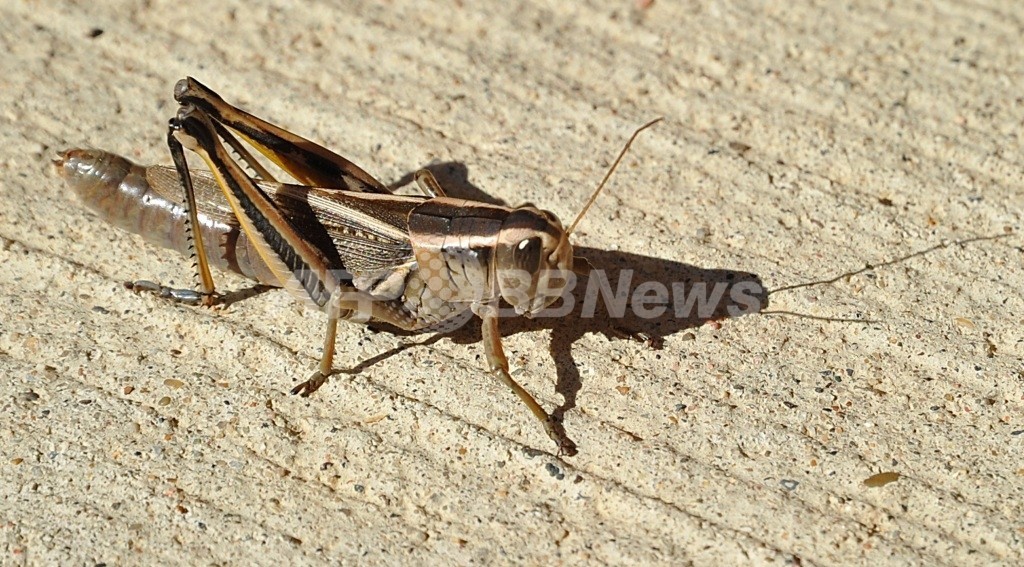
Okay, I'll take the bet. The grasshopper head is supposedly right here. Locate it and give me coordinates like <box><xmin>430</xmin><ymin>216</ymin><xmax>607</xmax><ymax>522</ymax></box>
<box><xmin>491</xmin><ymin>118</ymin><xmax>662</xmax><ymax>319</ymax></box>
<box><xmin>495</xmin><ymin>207</ymin><xmax>574</xmax><ymax>317</ymax></box>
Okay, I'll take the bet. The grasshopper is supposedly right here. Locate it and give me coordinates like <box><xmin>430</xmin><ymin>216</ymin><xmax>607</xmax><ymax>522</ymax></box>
<box><xmin>57</xmin><ymin>77</ymin><xmax>659</xmax><ymax>455</ymax></box>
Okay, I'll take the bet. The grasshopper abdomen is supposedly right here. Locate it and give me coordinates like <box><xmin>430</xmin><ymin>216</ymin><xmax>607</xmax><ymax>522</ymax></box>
<box><xmin>56</xmin><ymin>148</ymin><xmax>280</xmax><ymax>285</ymax></box>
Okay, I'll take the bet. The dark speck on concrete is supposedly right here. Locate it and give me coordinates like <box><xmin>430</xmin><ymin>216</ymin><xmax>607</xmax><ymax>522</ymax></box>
<box><xmin>545</xmin><ymin>463</ymin><xmax>565</xmax><ymax>480</ymax></box>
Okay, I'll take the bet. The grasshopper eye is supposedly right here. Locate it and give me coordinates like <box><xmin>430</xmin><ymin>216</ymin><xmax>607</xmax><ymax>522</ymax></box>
<box><xmin>513</xmin><ymin>237</ymin><xmax>543</xmax><ymax>272</ymax></box>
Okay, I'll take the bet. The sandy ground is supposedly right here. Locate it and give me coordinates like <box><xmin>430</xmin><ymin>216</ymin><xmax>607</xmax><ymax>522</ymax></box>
<box><xmin>1</xmin><ymin>0</ymin><xmax>1022</xmax><ymax>565</ymax></box>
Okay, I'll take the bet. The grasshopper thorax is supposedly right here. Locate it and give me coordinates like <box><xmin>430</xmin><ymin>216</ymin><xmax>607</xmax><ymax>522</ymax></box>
<box><xmin>494</xmin><ymin>206</ymin><xmax>574</xmax><ymax>317</ymax></box>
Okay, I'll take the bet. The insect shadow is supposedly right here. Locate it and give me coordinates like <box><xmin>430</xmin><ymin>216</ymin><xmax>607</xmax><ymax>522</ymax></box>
<box><xmin>381</xmin><ymin>162</ymin><xmax>768</xmax><ymax>421</ymax></box>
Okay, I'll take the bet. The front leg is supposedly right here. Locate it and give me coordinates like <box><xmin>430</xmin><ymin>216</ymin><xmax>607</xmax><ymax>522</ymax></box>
<box><xmin>476</xmin><ymin>306</ymin><xmax>577</xmax><ymax>456</ymax></box>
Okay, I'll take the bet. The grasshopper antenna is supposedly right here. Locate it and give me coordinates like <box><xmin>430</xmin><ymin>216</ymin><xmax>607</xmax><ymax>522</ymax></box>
<box><xmin>567</xmin><ymin>117</ymin><xmax>662</xmax><ymax>235</ymax></box>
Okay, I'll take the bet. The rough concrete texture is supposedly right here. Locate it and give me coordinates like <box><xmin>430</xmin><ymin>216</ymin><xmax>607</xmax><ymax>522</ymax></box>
<box><xmin>1</xmin><ymin>0</ymin><xmax>1022</xmax><ymax>565</ymax></box>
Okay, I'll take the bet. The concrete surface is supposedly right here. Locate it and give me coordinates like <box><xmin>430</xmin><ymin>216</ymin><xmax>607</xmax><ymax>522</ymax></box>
<box><xmin>1</xmin><ymin>0</ymin><xmax>1022</xmax><ymax>565</ymax></box>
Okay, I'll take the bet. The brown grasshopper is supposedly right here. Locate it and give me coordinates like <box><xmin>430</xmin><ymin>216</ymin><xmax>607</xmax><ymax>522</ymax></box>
<box><xmin>57</xmin><ymin>77</ymin><xmax>659</xmax><ymax>455</ymax></box>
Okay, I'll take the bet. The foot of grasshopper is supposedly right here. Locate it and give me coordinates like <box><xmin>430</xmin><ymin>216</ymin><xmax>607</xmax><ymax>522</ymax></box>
<box><xmin>290</xmin><ymin>372</ymin><xmax>330</xmax><ymax>396</ymax></box>
<box><xmin>126</xmin><ymin>279</ymin><xmax>216</xmax><ymax>306</ymax></box>
<box><xmin>290</xmin><ymin>317</ymin><xmax>339</xmax><ymax>397</ymax></box>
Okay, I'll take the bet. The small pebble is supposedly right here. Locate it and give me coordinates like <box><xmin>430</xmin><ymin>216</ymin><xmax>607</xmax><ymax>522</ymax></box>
<box><xmin>863</xmin><ymin>472</ymin><xmax>900</xmax><ymax>487</ymax></box>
